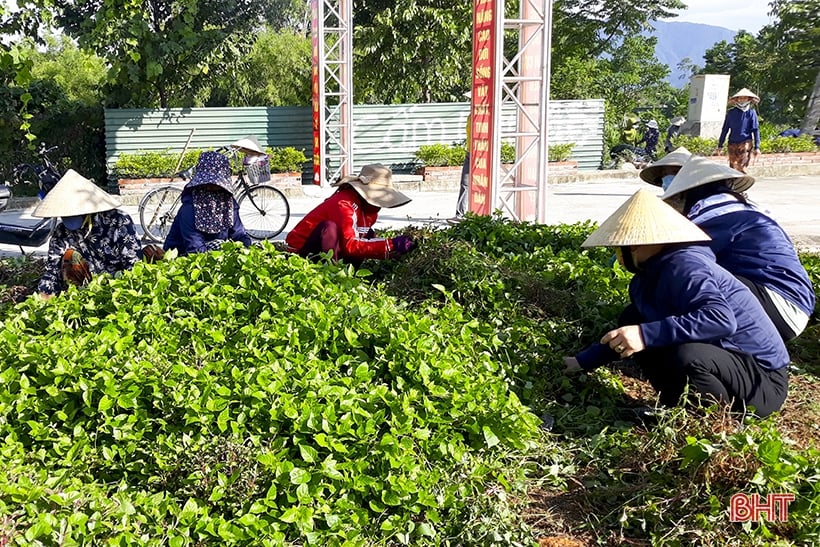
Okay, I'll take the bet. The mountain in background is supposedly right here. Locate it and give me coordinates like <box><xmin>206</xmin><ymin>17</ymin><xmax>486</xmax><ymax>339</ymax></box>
<box><xmin>647</xmin><ymin>21</ymin><xmax>737</xmax><ymax>88</ymax></box>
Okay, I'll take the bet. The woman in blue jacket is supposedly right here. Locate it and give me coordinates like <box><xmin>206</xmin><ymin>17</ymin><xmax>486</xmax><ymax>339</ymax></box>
<box><xmin>564</xmin><ymin>190</ymin><xmax>789</xmax><ymax>419</ymax></box>
<box><xmin>716</xmin><ymin>88</ymin><xmax>760</xmax><ymax>173</ymax></box>
<box><xmin>661</xmin><ymin>156</ymin><xmax>815</xmax><ymax>342</ymax></box>
<box><xmin>164</xmin><ymin>151</ymin><xmax>251</xmax><ymax>256</ymax></box>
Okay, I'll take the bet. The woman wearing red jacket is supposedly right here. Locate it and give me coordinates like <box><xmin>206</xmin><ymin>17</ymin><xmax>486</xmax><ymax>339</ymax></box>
<box><xmin>286</xmin><ymin>164</ymin><xmax>416</xmax><ymax>265</ymax></box>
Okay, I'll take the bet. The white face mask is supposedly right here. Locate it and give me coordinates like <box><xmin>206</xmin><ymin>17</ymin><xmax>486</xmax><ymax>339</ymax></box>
<box><xmin>736</xmin><ymin>100</ymin><xmax>751</xmax><ymax>111</ymax></box>
<box><xmin>661</xmin><ymin>175</ymin><xmax>676</xmax><ymax>190</ymax></box>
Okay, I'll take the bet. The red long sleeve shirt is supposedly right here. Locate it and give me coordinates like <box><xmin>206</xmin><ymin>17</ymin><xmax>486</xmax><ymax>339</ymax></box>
<box><xmin>285</xmin><ymin>187</ymin><xmax>393</xmax><ymax>260</ymax></box>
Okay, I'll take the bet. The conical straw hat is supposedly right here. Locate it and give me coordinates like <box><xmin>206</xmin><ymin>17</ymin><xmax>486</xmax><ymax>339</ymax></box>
<box><xmin>729</xmin><ymin>88</ymin><xmax>760</xmax><ymax>104</ymax></box>
<box><xmin>581</xmin><ymin>189</ymin><xmax>711</xmax><ymax>248</ymax></box>
<box><xmin>32</xmin><ymin>169</ymin><xmax>121</xmax><ymax>218</ymax></box>
<box><xmin>230</xmin><ymin>135</ymin><xmax>266</xmax><ymax>156</ymax></box>
<box><xmin>661</xmin><ymin>156</ymin><xmax>754</xmax><ymax>200</ymax></box>
<box><xmin>640</xmin><ymin>146</ymin><xmax>692</xmax><ymax>186</ymax></box>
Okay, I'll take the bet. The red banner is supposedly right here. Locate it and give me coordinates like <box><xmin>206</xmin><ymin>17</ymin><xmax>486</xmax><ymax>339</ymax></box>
<box><xmin>469</xmin><ymin>0</ymin><xmax>496</xmax><ymax>216</ymax></box>
<box><xmin>310</xmin><ymin>0</ymin><xmax>322</xmax><ymax>185</ymax></box>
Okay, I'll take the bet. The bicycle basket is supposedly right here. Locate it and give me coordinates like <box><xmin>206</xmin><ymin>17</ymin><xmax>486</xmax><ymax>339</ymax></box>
<box><xmin>243</xmin><ymin>154</ymin><xmax>271</xmax><ymax>184</ymax></box>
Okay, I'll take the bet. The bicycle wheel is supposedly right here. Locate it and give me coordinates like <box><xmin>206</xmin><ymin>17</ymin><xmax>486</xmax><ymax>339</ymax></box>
<box><xmin>139</xmin><ymin>186</ymin><xmax>183</xmax><ymax>243</ymax></box>
<box><xmin>237</xmin><ymin>184</ymin><xmax>290</xmax><ymax>240</ymax></box>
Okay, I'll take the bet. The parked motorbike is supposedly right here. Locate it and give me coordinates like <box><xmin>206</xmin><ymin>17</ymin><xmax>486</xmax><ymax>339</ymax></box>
<box><xmin>608</xmin><ymin>143</ymin><xmax>654</xmax><ymax>169</ymax></box>
<box><xmin>0</xmin><ymin>143</ymin><xmax>62</xmax><ymax>251</ymax></box>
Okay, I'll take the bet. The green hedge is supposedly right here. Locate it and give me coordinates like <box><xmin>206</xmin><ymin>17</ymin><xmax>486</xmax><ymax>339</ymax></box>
<box><xmin>113</xmin><ymin>147</ymin><xmax>309</xmax><ymax>178</ymax></box>
<box><xmin>415</xmin><ymin>141</ymin><xmax>572</xmax><ymax>167</ymax></box>
<box><xmin>668</xmin><ymin>134</ymin><xmax>819</xmax><ymax>157</ymax></box>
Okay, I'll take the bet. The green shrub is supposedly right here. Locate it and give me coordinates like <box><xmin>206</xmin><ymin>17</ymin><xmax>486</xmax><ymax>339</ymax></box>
<box><xmin>113</xmin><ymin>146</ymin><xmax>309</xmax><ymax>178</ymax></box>
<box><xmin>500</xmin><ymin>141</ymin><xmax>515</xmax><ymax>164</ymax></box>
<box><xmin>112</xmin><ymin>149</ymin><xmax>201</xmax><ymax>178</ymax></box>
<box><xmin>449</xmin><ymin>144</ymin><xmax>468</xmax><ymax>166</ymax></box>
<box><xmin>415</xmin><ymin>141</ymin><xmax>561</xmax><ymax>166</ymax></box>
<box><xmin>760</xmin><ymin>135</ymin><xmax>818</xmax><ymax>153</ymax></box>
<box><xmin>548</xmin><ymin>142</ymin><xmax>575</xmax><ymax>162</ymax></box>
<box><xmin>672</xmin><ymin>135</ymin><xmax>718</xmax><ymax>156</ymax></box>
<box><xmin>267</xmin><ymin>146</ymin><xmax>308</xmax><ymax>173</ymax></box>
<box><xmin>0</xmin><ymin>243</ymin><xmax>540</xmax><ymax>545</ymax></box>
<box><xmin>415</xmin><ymin>143</ymin><xmax>453</xmax><ymax>167</ymax></box>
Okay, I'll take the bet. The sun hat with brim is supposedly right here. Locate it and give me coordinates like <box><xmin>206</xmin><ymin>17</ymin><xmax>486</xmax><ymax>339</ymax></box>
<box><xmin>32</xmin><ymin>169</ymin><xmax>121</xmax><ymax>218</ymax></box>
<box><xmin>582</xmin><ymin>189</ymin><xmax>711</xmax><ymax>248</ymax></box>
<box><xmin>230</xmin><ymin>135</ymin><xmax>266</xmax><ymax>156</ymax></box>
<box><xmin>185</xmin><ymin>151</ymin><xmax>234</xmax><ymax>194</ymax></box>
<box><xmin>670</xmin><ymin>116</ymin><xmax>686</xmax><ymax>126</ymax></box>
<box><xmin>332</xmin><ymin>163</ymin><xmax>411</xmax><ymax>209</ymax></box>
<box><xmin>729</xmin><ymin>88</ymin><xmax>760</xmax><ymax>104</ymax></box>
<box><xmin>639</xmin><ymin>146</ymin><xmax>692</xmax><ymax>186</ymax></box>
<box><xmin>661</xmin><ymin>156</ymin><xmax>755</xmax><ymax>200</ymax></box>
<box><xmin>647</xmin><ymin>120</ymin><xmax>659</xmax><ymax>129</ymax></box>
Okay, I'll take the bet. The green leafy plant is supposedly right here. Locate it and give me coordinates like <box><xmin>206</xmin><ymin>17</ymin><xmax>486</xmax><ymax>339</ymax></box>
<box><xmin>1</xmin><ymin>218</ymin><xmax>818</xmax><ymax>546</ymax></box>
<box><xmin>266</xmin><ymin>146</ymin><xmax>308</xmax><ymax>173</ymax></box>
<box><xmin>760</xmin><ymin>135</ymin><xmax>818</xmax><ymax>154</ymax></box>
<box><xmin>415</xmin><ymin>143</ymin><xmax>454</xmax><ymax>167</ymax></box>
<box><xmin>548</xmin><ymin>142</ymin><xmax>575</xmax><ymax>162</ymax></box>
<box><xmin>415</xmin><ymin>141</ymin><xmax>520</xmax><ymax>166</ymax></box>
<box><xmin>113</xmin><ymin>146</ymin><xmax>309</xmax><ymax>178</ymax></box>
<box><xmin>672</xmin><ymin>134</ymin><xmax>719</xmax><ymax>156</ymax></box>
<box><xmin>112</xmin><ymin>149</ymin><xmax>201</xmax><ymax>178</ymax></box>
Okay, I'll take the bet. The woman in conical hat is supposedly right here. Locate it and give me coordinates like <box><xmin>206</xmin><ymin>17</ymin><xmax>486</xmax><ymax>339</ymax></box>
<box><xmin>716</xmin><ymin>87</ymin><xmax>761</xmax><ymax>173</ymax></box>
<box><xmin>660</xmin><ymin>156</ymin><xmax>814</xmax><ymax>342</ymax></box>
<box><xmin>564</xmin><ymin>189</ymin><xmax>789</xmax><ymax>419</ymax></box>
<box><xmin>639</xmin><ymin>146</ymin><xmax>691</xmax><ymax>190</ymax></box>
<box><xmin>285</xmin><ymin>163</ymin><xmax>416</xmax><ymax>266</ymax></box>
<box><xmin>32</xmin><ymin>169</ymin><xmax>142</xmax><ymax>298</ymax></box>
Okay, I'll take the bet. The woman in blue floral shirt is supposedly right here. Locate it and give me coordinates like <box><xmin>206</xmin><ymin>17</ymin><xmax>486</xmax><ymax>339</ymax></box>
<box><xmin>33</xmin><ymin>169</ymin><xmax>142</xmax><ymax>298</ymax></box>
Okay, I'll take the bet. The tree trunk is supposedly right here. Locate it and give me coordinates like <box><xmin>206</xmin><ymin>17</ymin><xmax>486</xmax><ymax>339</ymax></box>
<box><xmin>800</xmin><ymin>68</ymin><xmax>820</xmax><ymax>135</ymax></box>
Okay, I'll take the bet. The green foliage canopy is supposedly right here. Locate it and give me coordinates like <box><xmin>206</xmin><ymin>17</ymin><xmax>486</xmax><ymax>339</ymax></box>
<box><xmin>41</xmin><ymin>0</ymin><xmax>281</xmax><ymax>108</ymax></box>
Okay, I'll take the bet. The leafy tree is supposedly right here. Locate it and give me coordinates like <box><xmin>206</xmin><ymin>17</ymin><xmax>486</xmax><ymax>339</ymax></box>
<box><xmin>352</xmin><ymin>0</ymin><xmax>473</xmax><ymax>104</ymax></box>
<box><xmin>29</xmin><ymin>34</ymin><xmax>107</xmax><ymax>105</ymax></box>
<box><xmin>597</xmin><ymin>35</ymin><xmax>672</xmax><ymax>117</ymax></box>
<box><xmin>3</xmin><ymin>0</ymin><xmax>282</xmax><ymax>108</ymax></box>
<box><xmin>702</xmin><ymin>1</ymin><xmax>820</xmax><ymax>127</ymax></box>
<box><xmin>352</xmin><ymin>0</ymin><xmax>684</xmax><ymax>105</ymax></box>
<box><xmin>208</xmin><ymin>29</ymin><xmax>311</xmax><ymax>106</ymax></box>
<box><xmin>0</xmin><ymin>36</ymin><xmax>107</xmax><ymax>181</ymax></box>
<box><xmin>765</xmin><ymin>0</ymin><xmax>820</xmax><ymax>132</ymax></box>
<box><xmin>262</xmin><ymin>0</ymin><xmax>311</xmax><ymax>33</ymax></box>
<box><xmin>551</xmin><ymin>0</ymin><xmax>684</xmax><ymax>61</ymax></box>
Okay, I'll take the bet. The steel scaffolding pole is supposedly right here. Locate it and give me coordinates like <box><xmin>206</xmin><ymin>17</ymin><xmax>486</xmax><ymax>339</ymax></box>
<box><xmin>312</xmin><ymin>0</ymin><xmax>354</xmax><ymax>186</ymax></box>
<box><xmin>492</xmin><ymin>0</ymin><xmax>552</xmax><ymax>223</ymax></box>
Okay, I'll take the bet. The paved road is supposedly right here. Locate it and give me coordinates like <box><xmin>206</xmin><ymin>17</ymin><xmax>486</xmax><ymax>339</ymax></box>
<box><xmin>2</xmin><ymin>174</ymin><xmax>819</xmax><ymax>258</ymax></box>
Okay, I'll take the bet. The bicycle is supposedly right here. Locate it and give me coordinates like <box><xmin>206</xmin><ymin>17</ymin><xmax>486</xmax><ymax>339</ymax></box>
<box><xmin>0</xmin><ymin>142</ymin><xmax>63</xmax><ymax>250</ymax></box>
<box><xmin>138</xmin><ymin>138</ymin><xmax>291</xmax><ymax>243</ymax></box>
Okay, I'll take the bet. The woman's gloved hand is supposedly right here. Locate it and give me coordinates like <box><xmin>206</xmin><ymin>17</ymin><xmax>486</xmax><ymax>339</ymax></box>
<box><xmin>390</xmin><ymin>235</ymin><xmax>416</xmax><ymax>256</ymax></box>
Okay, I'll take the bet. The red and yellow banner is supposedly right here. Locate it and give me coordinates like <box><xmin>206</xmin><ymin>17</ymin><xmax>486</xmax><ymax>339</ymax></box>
<box><xmin>310</xmin><ymin>0</ymin><xmax>322</xmax><ymax>185</ymax></box>
<box><xmin>469</xmin><ymin>0</ymin><xmax>497</xmax><ymax>215</ymax></box>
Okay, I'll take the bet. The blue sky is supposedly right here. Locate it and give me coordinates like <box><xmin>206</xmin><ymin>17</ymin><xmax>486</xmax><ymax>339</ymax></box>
<box><xmin>662</xmin><ymin>0</ymin><xmax>774</xmax><ymax>33</ymax></box>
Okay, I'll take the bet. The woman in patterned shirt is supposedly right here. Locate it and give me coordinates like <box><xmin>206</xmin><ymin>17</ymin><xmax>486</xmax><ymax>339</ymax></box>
<box><xmin>32</xmin><ymin>169</ymin><xmax>142</xmax><ymax>299</ymax></box>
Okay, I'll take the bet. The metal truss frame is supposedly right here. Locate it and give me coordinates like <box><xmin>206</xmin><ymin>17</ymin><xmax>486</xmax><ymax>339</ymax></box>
<box><xmin>313</xmin><ymin>0</ymin><xmax>354</xmax><ymax>186</ymax></box>
<box><xmin>492</xmin><ymin>0</ymin><xmax>553</xmax><ymax>223</ymax></box>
